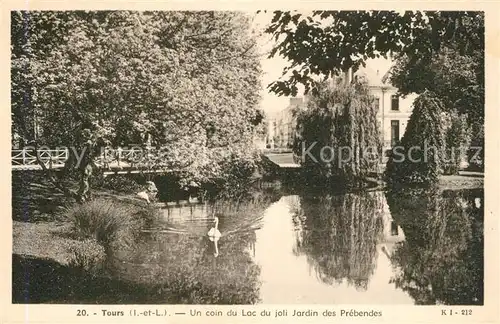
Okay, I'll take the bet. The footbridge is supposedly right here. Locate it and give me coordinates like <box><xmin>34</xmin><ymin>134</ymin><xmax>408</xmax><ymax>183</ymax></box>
<box><xmin>11</xmin><ymin>147</ymin><xmax>175</xmax><ymax>176</ymax></box>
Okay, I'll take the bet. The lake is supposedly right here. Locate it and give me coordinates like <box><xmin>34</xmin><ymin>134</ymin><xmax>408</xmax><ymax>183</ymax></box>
<box><xmin>107</xmin><ymin>187</ymin><xmax>484</xmax><ymax>305</ymax></box>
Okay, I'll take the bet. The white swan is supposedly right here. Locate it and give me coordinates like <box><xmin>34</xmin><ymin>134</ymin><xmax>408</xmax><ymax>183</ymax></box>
<box><xmin>207</xmin><ymin>217</ymin><xmax>221</xmax><ymax>257</ymax></box>
<box><xmin>207</xmin><ymin>216</ymin><xmax>221</xmax><ymax>239</ymax></box>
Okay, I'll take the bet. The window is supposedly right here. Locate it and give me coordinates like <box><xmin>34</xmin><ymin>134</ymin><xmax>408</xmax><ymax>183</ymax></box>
<box><xmin>391</xmin><ymin>221</ymin><xmax>399</xmax><ymax>236</ymax></box>
<box><xmin>391</xmin><ymin>120</ymin><xmax>400</xmax><ymax>147</ymax></box>
<box><xmin>391</xmin><ymin>95</ymin><xmax>400</xmax><ymax>111</ymax></box>
<box><xmin>373</xmin><ymin>96</ymin><xmax>380</xmax><ymax>111</ymax></box>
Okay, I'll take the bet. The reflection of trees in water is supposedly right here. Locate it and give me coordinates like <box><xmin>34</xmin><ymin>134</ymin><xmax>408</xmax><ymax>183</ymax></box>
<box><xmin>386</xmin><ymin>187</ymin><xmax>483</xmax><ymax>305</ymax></box>
<box><xmin>107</xmin><ymin>192</ymin><xmax>278</xmax><ymax>304</ymax></box>
<box><xmin>109</xmin><ymin>231</ymin><xmax>260</xmax><ymax>304</ymax></box>
<box><xmin>293</xmin><ymin>192</ymin><xmax>385</xmax><ymax>290</ymax></box>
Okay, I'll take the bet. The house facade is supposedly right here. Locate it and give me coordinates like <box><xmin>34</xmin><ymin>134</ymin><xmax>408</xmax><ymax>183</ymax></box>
<box><xmin>358</xmin><ymin>68</ymin><xmax>417</xmax><ymax>152</ymax></box>
<box><xmin>269</xmin><ymin>65</ymin><xmax>416</xmax><ymax>154</ymax></box>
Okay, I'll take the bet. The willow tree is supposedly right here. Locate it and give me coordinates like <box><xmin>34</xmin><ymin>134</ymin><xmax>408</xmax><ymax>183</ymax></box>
<box><xmin>385</xmin><ymin>92</ymin><xmax>446</xmax><ymax>185</ymax></box>
<box><xmin>294</xmin><ymin>77</ymin><xmax>381</xmax><ymax>187</ymax></box>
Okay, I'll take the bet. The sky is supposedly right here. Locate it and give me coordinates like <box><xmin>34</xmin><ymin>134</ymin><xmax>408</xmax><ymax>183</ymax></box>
<box><xmin>252</xmin><ymin>11</ymin><xmax>393</xmax><ymax>118</ymax></box>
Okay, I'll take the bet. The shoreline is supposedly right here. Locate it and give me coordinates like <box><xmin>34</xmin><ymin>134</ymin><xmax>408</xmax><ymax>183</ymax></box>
<box><xmin>365</xmin><ymin>171</ymin><xmax>484</xmax><ymax>192</ymax></box>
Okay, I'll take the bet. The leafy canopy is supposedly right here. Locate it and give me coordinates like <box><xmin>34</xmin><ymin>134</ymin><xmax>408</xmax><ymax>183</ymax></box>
<box><xmin>11</xmin><ymin>11</ymin><xmax>264</xmax><ymax>186</ymax></box>
<box><xmin>263</xmin><ymin>11</ymin><xmax>483</xmax><ymax>97</ymax></box>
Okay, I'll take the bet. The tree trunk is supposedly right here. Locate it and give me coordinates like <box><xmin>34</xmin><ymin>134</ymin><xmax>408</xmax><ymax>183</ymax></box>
<box><xmin>76</xmin><ymin>141</ymin><xmax>98</xmax><ymax>203</ymax></box>
<box><xmin>77</xmin><ymin>163</ymin><xmax>93</xmax><ymax>203</ymax></box>
<box><xmin>33</xmin><ymin>142</ymin><xmax>77</xmax><ymax>200</ymax></box>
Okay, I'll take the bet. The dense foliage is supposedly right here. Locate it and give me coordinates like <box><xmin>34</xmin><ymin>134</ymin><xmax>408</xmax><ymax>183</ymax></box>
<box><xmin>388</xmin><ymin>46</ymin><xmax>483</xmax><ymax>127</ymax></box>
<box><xmin>388</xmin><ymin>44</ymin><xmax>483</xmax><ymax>171</ymax></box>
<box><xmin>263</xmin><ymin>11</ymin><xmax>483</xmax><ymax>97</ymax></box>
<box><xmin>12</xmin><ymin>11</ymin><xmax>263</xmax><ymax>199</ymax></box>
<box><xmin>385</xmin><ymin>92</ymin><xmax>446</xmax><ymax>185</ymax></box>
<box><xmin>293</xmin><ymin>77</ymin><xmax>381</xmax><ymax>186</ymax></box>
<box><xmin>442</xmin><ymin>112</ymin><xmax>471</xmax><ymax>175</ymax></box>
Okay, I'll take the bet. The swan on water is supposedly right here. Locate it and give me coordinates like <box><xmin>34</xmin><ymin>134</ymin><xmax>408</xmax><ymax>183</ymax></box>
<box><xmin>207</xmin><ymin>216</ymin><xmax>221</xmax><ymax>239</ymax></box>
<box><xmin>207</xmin><ymin>217</ymin><xmax>221</xmax><ymax>257</ymax></box>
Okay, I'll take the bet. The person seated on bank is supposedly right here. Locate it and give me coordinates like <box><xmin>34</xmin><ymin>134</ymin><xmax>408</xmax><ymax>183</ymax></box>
<box><xmin>137</xmin><ymin>181</ymin><xmax>158</xmax><ymax>204</ymax></box>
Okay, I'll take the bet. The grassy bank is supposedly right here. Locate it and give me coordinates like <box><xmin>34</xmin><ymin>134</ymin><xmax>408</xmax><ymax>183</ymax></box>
<box><xmin>11</xmin><ymin>169</ymin><xmax>164</xmax><ymax>302</ymax></box>
<box><xmin>13</xmin><ymin>221</ymin><xmax>76</xmax><ymax>265</ymax></box>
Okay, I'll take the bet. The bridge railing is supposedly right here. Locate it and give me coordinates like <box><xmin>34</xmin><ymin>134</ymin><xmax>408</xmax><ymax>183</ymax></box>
<box><xmin>12</xmin><ymin>148</ymin><xmax>69</xmax><ymax>169</ymax></box>
<box><xmin>96</xmin><ymin>147</ymin><xmax>160</xmax><ymax>169</ymax></box>
<box><xmin>12</xmin><ymin>147</ymin><xmax>165</xmax><ymax>170</ymax></box>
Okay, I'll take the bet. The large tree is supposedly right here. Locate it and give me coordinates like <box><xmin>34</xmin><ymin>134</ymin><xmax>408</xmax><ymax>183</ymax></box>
<box><xmin>294</xmin><ymin>77</ymin><xmax>381</xmax><ymax>187</ymax></box>
<box><xmin>388</xmin><ymin>45</ymin><xmax>483</xmax><ymax>171</ymax></box>
<box><xmin>388</xmin><ymin>46</ymin><xmax>483</xmax><ymax>126</ymax></box>
<box><xmin>12</xmin><ymin>11</ymin><xmax>263</xmax><ymax>200</ymax></box>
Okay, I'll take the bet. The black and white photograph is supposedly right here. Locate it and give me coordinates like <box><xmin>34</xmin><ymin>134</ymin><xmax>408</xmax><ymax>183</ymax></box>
<box><xmin>9</xmin><ymin>8</ymin><xmax>488</xmax><ymax>310</ymax></box>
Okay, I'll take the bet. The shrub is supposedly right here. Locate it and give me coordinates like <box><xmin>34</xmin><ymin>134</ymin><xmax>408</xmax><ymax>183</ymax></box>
<box><xmin>385</xmin><ymin>92</ymin><xmax>446</xmax><ymax>185</ymax></box>
<box><xmin>66</xmin><ymin>198</ymin><xmax>143</xmax><ymax>250</ymax></box>
<box><xmin>67</xmin><ymin>239</ymin><xmax>106</xmax><ymax>273</ymax></box>
<box><xmin>132</xmin><ymin>204</ymin><xmax>162</xmax><ymax>228</ymax></box>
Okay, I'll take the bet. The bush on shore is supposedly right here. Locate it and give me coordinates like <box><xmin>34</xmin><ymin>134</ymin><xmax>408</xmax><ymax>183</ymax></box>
<box><xmin>67</xmin><ymin>238</ymin><xmax>106</xmax><ymax>274</ymax></box>
<box><xmin>66</xmin><ymin>198</ymin><xmax>154</xmax><ymax>251</ymax></box>
<box><xmin>385</xmin><ymin>92</ymin><xmax>446</xmax><ymax>185</ymax></box>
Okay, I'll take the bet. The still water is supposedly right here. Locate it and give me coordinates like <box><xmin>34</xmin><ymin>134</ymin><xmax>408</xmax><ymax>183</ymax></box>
<box><xmin>108</xmin><ymin>187</ymin><xmax>483</xmax><ymax>305</ymax></box>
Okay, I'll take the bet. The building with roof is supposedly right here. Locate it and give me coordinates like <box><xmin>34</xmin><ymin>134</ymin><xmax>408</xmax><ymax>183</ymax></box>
<box><xmin>274</xmin><ymin>97</ymin><xmax>306</xmax><ymax>149</ymax></box>
<box><xmin>354</xmin><ymin>66</ymin><xmax>417</xmax><ymax>153</ymax></box>
<box><xmin>269</xmin><ymin>64</ymin><xmax>417</xmax><ymax>159</ymax></box>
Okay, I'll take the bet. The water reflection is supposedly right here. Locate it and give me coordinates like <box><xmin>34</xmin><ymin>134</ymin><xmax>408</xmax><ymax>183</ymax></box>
<box><xmin>386</xmin><ymin>187</ymin><xmax>484</xmax><ymax>305</ymax></box>
<box><xmin>297</xmin><ymin>192</ymin><xmax>383</xmax><ymax>288</ymax></box>
<box><xmin>105</xmin><ymin>186</ymin><xmax>483</xmax><ymax>305</ymax></box>
<box><xmin>255</xmin><ymin>193</ymin><xmax>411</xmax><ymax>304</ymax></box>
<box><xmin>107</xmin><ymin>193</ymin><xmax>280</xmax><ymax>304</ymax></box>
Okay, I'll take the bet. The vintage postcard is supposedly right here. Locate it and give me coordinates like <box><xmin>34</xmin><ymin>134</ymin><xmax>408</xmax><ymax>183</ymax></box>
<box><xmin>1</xmin><ymin>1</ymin><xmax>498</xmax><ymax>324</ymax></box>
